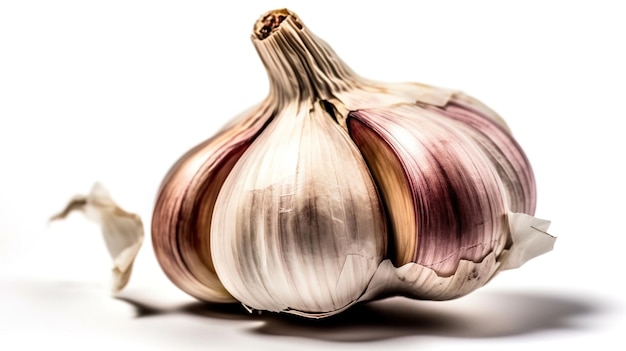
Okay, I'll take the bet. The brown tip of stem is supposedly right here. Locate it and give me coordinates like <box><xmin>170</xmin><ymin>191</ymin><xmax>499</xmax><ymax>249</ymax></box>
<box><xmin>254</xmin><ymin>8</ymin><xmax>302</xmax><ymax>40</ymax></box>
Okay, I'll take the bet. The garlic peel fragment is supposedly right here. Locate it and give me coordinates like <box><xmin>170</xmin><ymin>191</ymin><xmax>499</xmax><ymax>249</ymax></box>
<box><xmin>498</xmin><ymin>212</ymin><xmax>555</xmax><ymax>271</ymax></box>
<box><xmin>51</xmin><ymin>183</ymin><xmax>144</xmax><ymax>292</ymax></box>
<box><xmin>358</xmin><ymin>254</ymin><xmax>500</xmax><ymax>304</ymax></box>
<box><xmin>357</xmin><ymin>213</ymin><xmax>553</xmax><ymax>304</ymax></box>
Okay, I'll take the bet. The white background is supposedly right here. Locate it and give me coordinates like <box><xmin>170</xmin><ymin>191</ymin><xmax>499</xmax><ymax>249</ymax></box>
<box><xmin>1</xmin><ymin>1</ymin><xmax>624</xmax><ymax>350</ymax></box>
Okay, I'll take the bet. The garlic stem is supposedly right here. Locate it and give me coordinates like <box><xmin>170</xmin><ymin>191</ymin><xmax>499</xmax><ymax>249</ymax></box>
<box><xmin>253</xmin><ymin>9</ymin><xmax>358</xmax><ymax>102</ymax></box>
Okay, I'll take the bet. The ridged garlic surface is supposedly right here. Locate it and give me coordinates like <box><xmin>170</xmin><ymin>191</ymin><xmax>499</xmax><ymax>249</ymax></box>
<box><xmin>151</xmin><ymin>8</ymin><xmax>555</xmax><ymax>318</ymax></box>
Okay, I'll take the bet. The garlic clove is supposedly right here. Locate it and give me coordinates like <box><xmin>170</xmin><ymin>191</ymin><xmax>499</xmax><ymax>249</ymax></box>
<box><xmin>346</xmin><ymin>99</ymin><xmax>550</xmax><ymax>300</ymax></box>
<box><xmin>210</xmin><ymin>102</ymin><xmax>386</xmax><ymax>315</ymax></box>
<box><xmin>348</xmin><ymin>103</ymin><xmax>508</xmax><ymax>277</ymax></box>
<box><xmin>151</xmin><ymin>102</ymin><xmax>275</xmax><ymax>303</ymax></box>
<box><xmin>51</xmin><ymin>183</ymin><xmax>143</xmax><ymax>292</ymax></box>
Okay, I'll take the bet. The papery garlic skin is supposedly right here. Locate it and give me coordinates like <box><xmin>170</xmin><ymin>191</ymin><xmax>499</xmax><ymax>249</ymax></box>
<box><xmin>151</xmin><ymin>8</ymin><xmax>554</xmax><ymax>318</ymax></box>
<box><xmin>51</xmin><ymin>183</ymin><xmax>144</xmax><ymax>292</ymax></box>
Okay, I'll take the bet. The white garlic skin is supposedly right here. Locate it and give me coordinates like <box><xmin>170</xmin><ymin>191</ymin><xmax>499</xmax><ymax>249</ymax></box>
<box><xmin>151</xmin><ymin>8</ymin><xmax>553</xmax><ymax>318</ymax></box>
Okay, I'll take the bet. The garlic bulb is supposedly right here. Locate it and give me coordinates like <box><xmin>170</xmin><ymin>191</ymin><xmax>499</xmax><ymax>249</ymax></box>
<box><xmin>152</xmin><ymin>8</ymin><xmax>555</xmax><ymax>318</ymax></box>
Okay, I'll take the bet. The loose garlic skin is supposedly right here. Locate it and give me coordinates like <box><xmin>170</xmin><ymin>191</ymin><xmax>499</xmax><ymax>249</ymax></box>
<box><xmin>151</xmin><ymin>9</ymin><xmax>554</xmax><ymax>318</ymax></box>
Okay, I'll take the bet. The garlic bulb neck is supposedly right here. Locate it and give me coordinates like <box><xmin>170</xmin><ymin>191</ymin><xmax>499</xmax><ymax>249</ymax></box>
<box><xmin>253</xmin><ymin>9</ymin><xmax>358</xmax><ymax>102</ymax></box>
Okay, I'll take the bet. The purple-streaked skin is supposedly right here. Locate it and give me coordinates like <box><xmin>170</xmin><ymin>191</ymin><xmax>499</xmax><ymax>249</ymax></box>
<box><xmin>151</xmin><ymin>101</ymin><xmax>274</xmax><ymax>303</ymax></box>
<box><xmin>349</xmin><ymin>104</ymin><xmax>510</xmax><ymax>276</ymax></box>
<box><xmin>425</xmin><ymin>94</ymin><xmax>536</xmax><ymax>215</ymax></box>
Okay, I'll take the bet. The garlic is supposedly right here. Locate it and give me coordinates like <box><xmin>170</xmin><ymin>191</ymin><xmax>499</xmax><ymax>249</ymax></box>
<box><xmin>51</xmin><ymin>183</ymin><xmax>144</xmax><ymax>292</ymax></box>
<box><xmin>151</xmin><ymin>8</ymin><xmax>555</xmax><ymax>318</ymax></box>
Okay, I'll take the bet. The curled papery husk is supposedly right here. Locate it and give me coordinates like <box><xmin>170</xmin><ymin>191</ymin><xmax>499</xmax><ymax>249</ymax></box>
<box><xmin>151</xmin><ymin>8</ymin><xmax>554</xmax><ymax>318</ymax></box>
<box><xmin>51</xmin><ymin>183</ymin><xmax>144</xmax><ymax>292</ymax></box>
